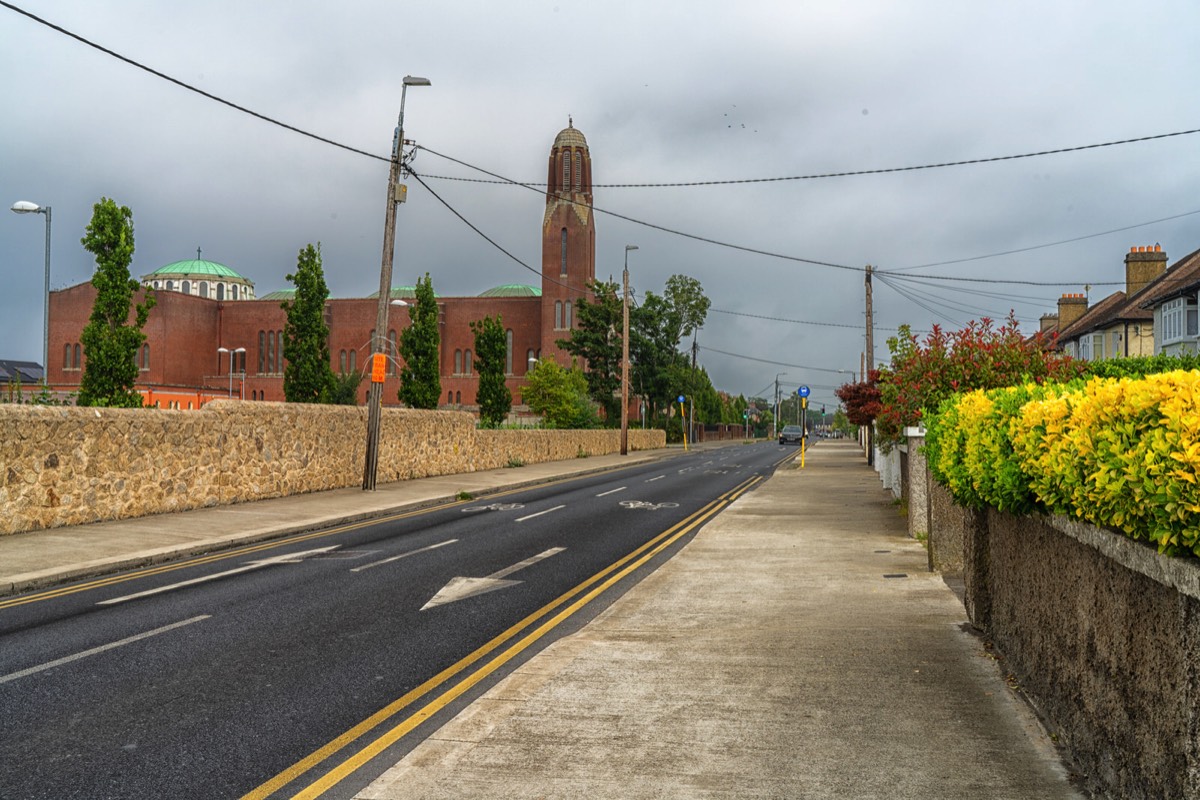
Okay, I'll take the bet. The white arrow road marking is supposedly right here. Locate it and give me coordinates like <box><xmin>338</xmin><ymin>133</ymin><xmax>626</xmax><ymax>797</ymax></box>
<box><xmin>515</xmin><ymin>504</ymin><xmax>565</xmax><ymax>522</ymax></box>
<box><xmin>596</xmin><ymin>486</ymin><xmax>626</xmax><ymax>497</ymax></box>
<box><xmin>0</xmin><ymin>615</ymin><xmax>211</xmax><ymax>684</ymax></box>
<box><xmin>96</xmin><ymin>546</ymin><xmax>341</xmax><ymax>606</ymax></box>
<box><xmin>420</xmin><ymin>547</ymin><xmax>566</xmax><ymax>610</ymax></box>
<box><xmin>351</xmin><ymin>539</ymin><xmax>458</xmax><ymax>573</ymax></box>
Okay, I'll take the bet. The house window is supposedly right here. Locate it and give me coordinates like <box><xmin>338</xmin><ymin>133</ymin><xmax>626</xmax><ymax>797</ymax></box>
<box><xmin>1090</xmin><ymin>333</ymin><xmax>1105</xmax><ymax>361</ymax></box>
<box><xmin>1162</xmin><ymin>298</ymin><xmax>1186</xmax><ymax>344</ymax></box>
<box><xmin>506</xmin><ymin>329</ymin><xmax>513</xmax><ymax>374</ymax></box>
<box><xmin>182</xmin><ymin>280</ymin><xmax>191</xmax><ymax>295</ymax></box>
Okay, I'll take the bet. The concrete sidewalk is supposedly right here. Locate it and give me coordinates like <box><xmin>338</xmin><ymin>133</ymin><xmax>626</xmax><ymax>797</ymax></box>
<box><xmin>0</xmin><ymin>447</ymin><xmax>675</xmax><ymax>597</ymax></box>
<box><xmin>356</xmin><ymin>441</ymin><xmax>1082</xmax><ymax>800</ymax></box>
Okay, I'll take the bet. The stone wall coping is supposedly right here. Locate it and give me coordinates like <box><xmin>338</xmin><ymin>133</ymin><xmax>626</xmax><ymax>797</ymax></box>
<box><xmin>903</xmin><ymin>426</ymin><xmax>925</xmax><ymax>438</ymax></box>
<box><xmin>1046</xmin><ymin>515</ymin><xmax>1200</xmax><ymax>601</ymax></box>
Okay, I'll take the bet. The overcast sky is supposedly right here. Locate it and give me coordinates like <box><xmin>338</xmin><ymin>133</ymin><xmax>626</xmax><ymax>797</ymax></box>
<box><xmin>4</xmin><ymin>1</ymin><xmax>1199</xmax><ymax>405</ymax></box>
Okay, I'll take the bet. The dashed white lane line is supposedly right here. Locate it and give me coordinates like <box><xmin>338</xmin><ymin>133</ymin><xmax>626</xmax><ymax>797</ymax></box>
<box><xmin>351</xmin><ymin>539</ymin><xmax>458</xmax><ymax>573</ymax></box>
<box><xmin>596</xmin><ymin>487</ymin><xmax>627</xmax><ymax>497</ymax></box>
<box><xmin>516</xmin><ymin>504</ymin><xmax>566</xmax><ymax>522</ymax></box>
<box><xmin>646</xmin><ymin>475</ymin><xmax>666</xmax><ymax>482</ymax></box>
<box><xmin>0</xmin><ymin>615</ymin><xmax>211</xmax><ymax>685</ymax></box>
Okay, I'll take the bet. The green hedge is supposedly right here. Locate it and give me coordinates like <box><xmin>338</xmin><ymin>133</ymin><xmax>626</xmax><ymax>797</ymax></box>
<box><xmin>926</xmin><ymin>368</ymin><xmax>1200</xmax><ymax>557</ymax></box>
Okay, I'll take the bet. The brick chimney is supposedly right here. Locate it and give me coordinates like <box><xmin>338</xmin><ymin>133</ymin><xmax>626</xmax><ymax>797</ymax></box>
<box><xmin>1039</xmin><ymin>313</ymin><xmax>1059</xmax><ymax>334</ymax></box>
<box><xmin>1057</xmin><ymin>293</ymin><xmax>1088</xmax><ymax>330</ymax></box>
<box><xmin>1125</xmin><ymin>244</ymin><xmax>1168</xmax><ymax>298</ymax></box>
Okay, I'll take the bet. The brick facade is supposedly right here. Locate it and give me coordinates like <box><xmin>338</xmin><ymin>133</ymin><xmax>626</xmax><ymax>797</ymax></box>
<box><xmin>43</xmin><ymin>123</ymin><xmax>598</xmax><ymax>411</ymax></box>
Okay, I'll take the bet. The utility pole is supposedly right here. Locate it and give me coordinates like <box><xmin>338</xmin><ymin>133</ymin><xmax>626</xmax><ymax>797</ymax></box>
<box><xmin>363</xmin><ymin>76</ymin><xmax>430</xmax><ymax>491</ymax></box>
<box><xmin>620</xmin><ymin>245</ymin><xmax>637</xmax><ymax>455</ymax></box>
<box><xmin>864</xmin><ymin>265</ymin><xmax>875</xmax><ymax>465</ymax></box>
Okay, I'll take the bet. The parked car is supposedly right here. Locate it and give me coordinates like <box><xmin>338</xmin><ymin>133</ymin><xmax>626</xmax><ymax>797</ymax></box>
<box><xmin>779</xmin><ymin>425</ymin><xmax>806</xmax><ymax>445</ymax></box>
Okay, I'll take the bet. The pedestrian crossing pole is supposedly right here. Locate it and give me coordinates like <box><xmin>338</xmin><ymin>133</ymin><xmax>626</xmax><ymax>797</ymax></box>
<box><xmin>801</xmin><ymin>397</ymin><xmax>808</xmax><ymax>469</ymax></box>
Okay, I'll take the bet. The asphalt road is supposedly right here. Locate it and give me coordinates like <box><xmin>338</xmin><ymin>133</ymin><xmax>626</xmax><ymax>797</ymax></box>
<box><xmin>0</xmin><ymin>442</ymin><xmax>795</xmax><ymax>799</ymax></box>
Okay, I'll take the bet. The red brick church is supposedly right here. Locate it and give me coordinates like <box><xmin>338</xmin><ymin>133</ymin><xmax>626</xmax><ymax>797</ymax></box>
<box><xmin>45</xmin><ymin>122</ymin><xmax>597</xmax><ymax>410</ymax></box>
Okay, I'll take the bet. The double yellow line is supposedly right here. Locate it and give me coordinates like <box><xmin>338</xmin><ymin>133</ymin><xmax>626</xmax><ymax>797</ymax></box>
<box><xmin>243</xmin><ymin>474</ymin><xmax>762</xmax><ymax>799</ymax></box>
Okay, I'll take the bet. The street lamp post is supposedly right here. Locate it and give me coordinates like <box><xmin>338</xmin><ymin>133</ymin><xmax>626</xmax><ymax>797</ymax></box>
<box><xmin>364</xmin><ymin>76</ymin><xmax>430</xmax><ymax>491</ymax></box>
<box><xmin>217</xmin><ymin>347</ymin><xmax>246</xmax><ymax>398</ymax></box>
<box><xmin>11</xmin><ymin>201</ymin><xmax>51</xmax><ymax>383</ymax></box>
<box><xmin>621</xmin><ymin>244</ymin><xmax>637</xmax><ymax>455</ymax></box>
<box><xmin>773</xmin><ymin>372</ymin><xmax>787</xmax><ymax>440</ymax></box>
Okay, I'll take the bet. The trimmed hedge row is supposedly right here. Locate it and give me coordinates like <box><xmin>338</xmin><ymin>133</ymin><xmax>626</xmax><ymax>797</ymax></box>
<box><xmin>925</xmin><ymin>370</ymin><xmax>1200</xmax><ymax>557</ymax></box>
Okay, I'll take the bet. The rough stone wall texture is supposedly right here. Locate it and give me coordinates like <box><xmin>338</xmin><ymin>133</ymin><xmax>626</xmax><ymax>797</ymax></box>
<box><xmin>927</xmin><ymin>480</ymin><xmax>967</xmax><ymax>578</ymax></box>
<box><xmin>983</xmin><ymin>508</ymin><xmax>1200</xmax><ymax>800</ymax></box>
<box><xmin>905</xmin><ymin>438</ymin><xmax>929</xmax><ymax>542</ymax></box>
<box><xmin>0</xmin><ymin>402</ymin><xmax>664</xmax><ymax>535</ymax></box>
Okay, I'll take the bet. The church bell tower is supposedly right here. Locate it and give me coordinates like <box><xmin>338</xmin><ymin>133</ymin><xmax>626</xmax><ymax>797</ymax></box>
<box><xmin>540</xmin><ymin>119</ymin><xmax>596</xmax><ymax>363</ymax></box>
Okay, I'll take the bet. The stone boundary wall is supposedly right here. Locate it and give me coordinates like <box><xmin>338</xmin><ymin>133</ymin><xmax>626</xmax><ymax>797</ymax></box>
<box><xmin>929</xmin><ymin>476</ymin><xmax>1200</xmax><ymax>799</ymax></box>
<box><xmin>0</xmin><ymin>402</ymin><xmax>665</xmax><ymax>536</ymax></box>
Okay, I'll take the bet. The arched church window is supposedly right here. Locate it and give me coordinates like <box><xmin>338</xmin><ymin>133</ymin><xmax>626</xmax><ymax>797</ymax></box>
<box><xmin>455</xmin><ymin>350</ymin><xmax>462</xmax><ymax>374</ymax></box>
<box><xmin>563</xmin><ymin>154</ymin><xmax>570</xmax><ymax>188</ymax></box>
<box><xmin>63</xmin><ymin>344</ymin><xmax>71</xmax><ymax>369</ymax></box>
<box><xmin>465</xmin><ymin>350</ymin><xmax>473</xmax><ymax>375</ymax></box>
<box><xmin>506</xmin><ymin>329</ymin><xmax>513</xmax><ymax>374</ymax></box>
<box><xmin>74</xmin><ymin>344</ymin><xmax>80</xmax><ymax>369</ymax></box>
<box><xmin>217</xmin><ymin>283</ymin><xmax>225</xmax><ymax>301</ymax></box>
<box><xmin>199</xmin><ymin>281</ymin><xmax>209</xmax><ymax>298</ymax></box>
<box><xmin>231</xmin><ymin>284</ymin><xmax>239</xmax><ymax>300</ymax></box>
<box><xmin>555</xmin><ymin>301</ymin><xmax>562</xmax><ymax>329</ymax></box>
<box><xmin>182</xmin><ymin>280</ymin><xmax>191</xmax><ymax>295</ymax></box>
<box><xmin>564</xmin><ymin>300</ymin><xmax>572</xmax><ymax>329</ymax></box>
<box><xmin>560</xmin><ymin>229</ymin><xmax>568</xmax><ymax>276</ymax></box>
<box><xmin>258</xmin><ymin>331</ymin><xmax>265</xmax><ymax>373</ymax></box>
<box><xmin>166</xmin><ymin>280</ymin><xmax>174</xmax><ymax>291</ymax></box>
<box><xmin>574</xmin><ymin>153</ymin><xmax>581</xmax><ymax>189</ymax></box>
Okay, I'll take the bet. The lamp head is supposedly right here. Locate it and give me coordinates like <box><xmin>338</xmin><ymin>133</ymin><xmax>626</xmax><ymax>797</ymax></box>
<box><xmin>390</xmin><ymin>299</ymin><xmax>408</xmax><ymax>307</ymax></box>
<box><xmin>625</xmin><ymin>244</ymin><xmax>639</xmax><ymax>252</ymax></box>
<box><xmin>403</xmin><ymin>76</ymin><xmax>432</xmax><ymax>87</ymax></box>
<box><xmin>217</xmin><ymin>347</ymin><xmax>230</xmax><ymax>354</ymax></box>
<box><xmin>11</xmin><ymin>201</ymin><xmax>42</xmax><ymax>214</ymax></box>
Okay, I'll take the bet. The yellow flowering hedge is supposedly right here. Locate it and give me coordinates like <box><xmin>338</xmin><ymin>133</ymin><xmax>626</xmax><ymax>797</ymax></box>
<box><xmin>926</xmin><ymin>370</ymin><xmax>1200</xmax><ymax>556</ymax></box>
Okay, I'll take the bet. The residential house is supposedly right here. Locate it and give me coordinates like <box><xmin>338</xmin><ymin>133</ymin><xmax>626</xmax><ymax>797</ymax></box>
<box><xmin>1136</xmin><ymin>246</ymin><xmax>1200</xmax><ymax>355</ymax></box>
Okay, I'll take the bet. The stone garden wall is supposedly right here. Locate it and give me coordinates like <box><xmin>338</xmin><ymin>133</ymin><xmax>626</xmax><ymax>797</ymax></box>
<box><xmin>0</xmin><ymin>401</ymin><xmax>665</xmax><ymax>535</ymax></box>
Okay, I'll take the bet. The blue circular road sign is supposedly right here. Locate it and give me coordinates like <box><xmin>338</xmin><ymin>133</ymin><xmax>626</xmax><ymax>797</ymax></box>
<box><xmin>797</xmin><ymin>385</ymin><xmax>811</xmax><ymax>398</ymax></box>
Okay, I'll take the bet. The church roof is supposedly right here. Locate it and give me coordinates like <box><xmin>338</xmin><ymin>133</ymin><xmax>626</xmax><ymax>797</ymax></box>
<box><xmin>145</xmin><ymin>257</ymin><xmax>247</xmax><ymax>281</ymax></box>
<box><xmin>478</xmin><ymin>284</ymin><xmax>541</xmax><ymax>298</ymax></box>
<box><xmin>554</xmin><ymin>123</ymin><xmax>588</xmax><ymax>150</ymax></box>
<box><xmin>258</xmin><ymin>290</ymin><xmax>296</xmax><ymax>301</ymax></box>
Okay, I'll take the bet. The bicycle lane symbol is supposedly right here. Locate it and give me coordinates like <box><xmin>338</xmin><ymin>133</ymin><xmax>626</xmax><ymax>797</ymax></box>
<box><xmin>618</xmin><ymin>500</ymin><xmax>680</xmax><ymax>511</ymax></box>
<box><xmin>461</xmin><ymin>502</ymin><xmax>526</xmax><ymax>513</ymax></box>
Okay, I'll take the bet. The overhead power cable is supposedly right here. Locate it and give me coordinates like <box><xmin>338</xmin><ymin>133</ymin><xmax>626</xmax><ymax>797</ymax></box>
<box><xmin>699</xmin><ymin>345</ymin><xmax>852</xmax><ymax>374</ymax></box>
<box><xmin>419</xmin><ymin>129</ymin><xmax>1200</xmax><ymax>187</ymax></box>
<box><xmin>0</xmin><ymin>0</ymin><xmax>387</xmax><ymax>164</ymax></box>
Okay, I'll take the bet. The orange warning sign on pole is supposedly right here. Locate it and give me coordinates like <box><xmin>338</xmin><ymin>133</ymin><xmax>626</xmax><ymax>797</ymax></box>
<box><xmin>371</xmin><ymin>353</ymin><xmax>387</xmax><ymax>383</ymax></box>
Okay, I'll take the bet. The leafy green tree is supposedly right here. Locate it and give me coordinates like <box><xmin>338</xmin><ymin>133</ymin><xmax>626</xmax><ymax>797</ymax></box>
<box><xmin>663</xmin><ymin>274</ymin><xmax>711</xmax><ymax>344</ymax></box>
<box><xmin>522</xmin><ymin>358</ymin><xmax>598</xmax><ymax>428</ymax></box>
<box><xmin>471</xmin><ymin>314</ymin><xmax>511</xmax><ymax>427</ymax></box>
<box><xmin>558</xmin><ymin>280</ymin><xmax>623</xmax><ymax>424</ymax></box>
<box><xmin>328</xmin><ymin>370</ymin><xmax>363</xmax><ymax>405</ymax></box>
<box><xmin>282</xmin><ymin>243</ymin><xmax>336</xmax><ymax>403</ymax></box>
<box><xmin>398</xmin><ymin>273</ymin><xmax>441</xmax><ymax>408</ymax></box>
<box><xmin>78</xmin><ymin>197</ymin><xmax>155</xmax><ymax>407</ymax></box>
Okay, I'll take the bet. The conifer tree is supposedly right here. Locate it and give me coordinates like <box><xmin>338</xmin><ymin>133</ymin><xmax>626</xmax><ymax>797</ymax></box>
<box><xmin>78</xmin><ymin>197</ymin><xmax>154</xmax><ymax>407</ymax></box>
<box><xmin>470</xmin><ymin>314</ymin><xmax>511</xmax><ymax>427</ymax></box>
<box><xmin>282</xmin><ymin>243</ymin><xmax>335</xmax><ymax>403</ymax></box>
<box><xmin>398</xmin><ymin>273</ymin><xmax>441</xmax><ymax>408</ymax></box>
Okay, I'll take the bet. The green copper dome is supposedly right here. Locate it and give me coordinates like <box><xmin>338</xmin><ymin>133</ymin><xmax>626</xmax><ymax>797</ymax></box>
<box><xmin>478</xmin><ymin>284</ymin><xmax>541</xmax><ymax>298</ymax></box>
<box><xmin>145</xmin><ymin>258</ymin><xmax>246</xmax><ymax>280</ymax></box>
